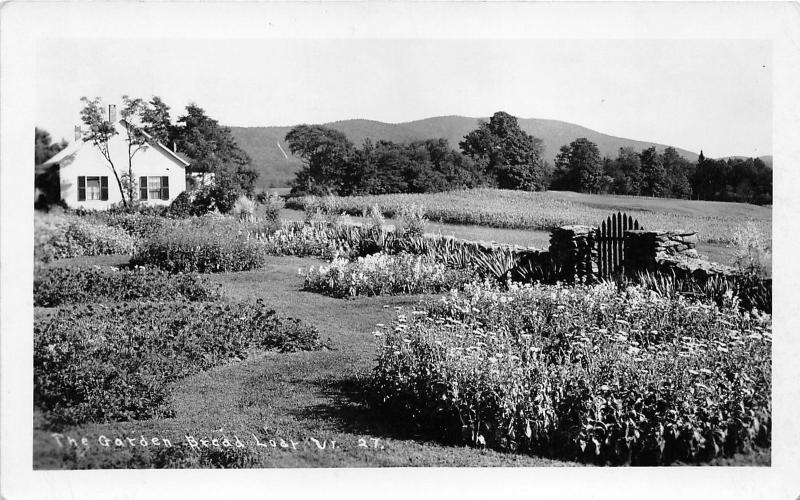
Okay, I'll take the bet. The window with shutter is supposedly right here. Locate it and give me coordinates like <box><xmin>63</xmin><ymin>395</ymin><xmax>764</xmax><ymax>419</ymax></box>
<box><xmin>77</xmin><ymin>176</ymin><xmax>86</xmax><ymax>201</ymax></box>
<box><xmin>140</xmin><ymin>176</ymin><xmax>148</xmax><ymax>200</ymax></box>
<box><xmin>100</xmin><ymin>176</ymin><xmax>109</xmax><ymax>201</ymax></box>
<box><xmin>161</xmin><ymin>176</ymin><xmax>169</xmax><ymax>200</ymax></box>
<box><xmin>86</xmin><ymin>177</ymin><xmax>101</xmax><ymax>200</ymax></box>
<box><xmin>147</xmin><ymin>177</ymin><xmax>162</xmax><ymax>200</ymax></box>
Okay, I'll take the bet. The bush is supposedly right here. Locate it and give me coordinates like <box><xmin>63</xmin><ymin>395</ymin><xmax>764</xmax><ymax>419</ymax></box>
<box><xmin>168</xmin><ymin>191</ymin><xmax>194</xmax><ymax>218</ymax></box>
<box><xmin>34</xmin><ymin>266</ymin><xmax>222</xmax><ymax>307</ymax></box>
<box><xmin>398</xmin><ymin>203</ymin><xmax>427</xmax><ymax>238</ymax></box>
<box><xmin>259</xmin><ymin>221</ymin><xmax>340</xmax><ymax>259</ymax></box>
<box><xmin>34</xmin><ymin>300</ymin><xmax>322</xmax><ymax>426</ymax></box>
<box><xmin>303</xmin><ymin>252</ymin><xmax>468</xmax><ymax>298</ymax></box>
<box><xmin>192</xmin><ymin>183</ymin><xmax>241</xmax><ymax>214</ymax></box>
<box><xmin>257</xmin><ymin>191</ymin><xmax>285</xmax><ymax>223</ymax></box>
<box><xmin>231</xmin><ymin>195</ymin><xmax>256</xmax><ymax>222</ymax></box>
<box><xmin>731</xmin><ymin>221</ymin><xmax>771</xmax><ymax>276</ymax></box>
<box><xmin>35</xmin><ymin>213</ymin><xmax>137</xmax><ymax>262</ymax></box>
<box><xmin>370</xmin><ymin>281</ymin><xmax>771</xmax><ymax>465</ymax></box>
<box><xmin>131</xmin><ymin>216</ymin><xmax>269</xmax><ymax>273</ymax></box>
<box><xmin>92</xmin><ymin>212</ymin><xmax>169</xmax><ymax>241</ymax></box>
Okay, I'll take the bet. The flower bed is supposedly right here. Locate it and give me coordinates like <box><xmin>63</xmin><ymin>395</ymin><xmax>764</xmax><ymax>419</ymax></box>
<box><xmin>131</xmin><ymin>216</ymin><xmax>272</xmax><ymax>273</ymax></box>
<box><xmin>34</xmin><ymin>266</ymin><xmax>222</xmax><ymax>307</ymax></box>
<box><xmin>35</xmin><ymin>213</ymin><xmax>137</xmax><ymax>262</ymax></box>
<box><xmin>303</xmin><ymin>252</ymin><xmax>468</xmax><ymax>298</ymax></box>
<box><xmin>34</xmin><ymin>300</ymin><xmax>322</xmax><ymax>426</ymax></box>
<box><xmin>370</xmin><ymin>281</ymin><xmax>771</xmax><ymax>465</ymax></box>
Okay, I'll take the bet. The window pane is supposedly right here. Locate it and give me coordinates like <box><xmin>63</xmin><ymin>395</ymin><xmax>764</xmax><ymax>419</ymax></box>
<box><xmin>86</xmin><ymin>178</ymin><xmax>101</xmax><ymax>200</ymax></box>
<box><xmin>148</xmin><ymin>177</ymin><xmax>161</xmax><ymax>200</ymax></box>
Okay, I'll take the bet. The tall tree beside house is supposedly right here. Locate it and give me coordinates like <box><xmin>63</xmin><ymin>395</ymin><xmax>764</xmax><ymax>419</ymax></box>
<box><xmin>118</xmin><ymin>95</ymin><xmax>152</xmax><ymax>204</ymax></box>
<box><xmin>140</xmin><ymin>96</ymin><xmax>174</xmax><ymax>146</ymax></box>
<box><xmin>172</xmin><ymin>103</ymin><xmax>258</xmax><ymax>195</ymax></box>
<box><xmin>35</xmin><ymin>127</ymin><xmax>67</xmax><ymax>166</ymax></box>
<box><xmin>79</xmin><ymin>97</ymin><xmax>134</xmax><ymax>207</ymax></box>
<box><xmin>553</xmin><ymin>138</ymin><xmax>604</xmax><ymax>193</ymax></box>
<box><xmin>460</xmin><ymin>111</ymin><xmax>548</xmax><ymax>191</ymax></box>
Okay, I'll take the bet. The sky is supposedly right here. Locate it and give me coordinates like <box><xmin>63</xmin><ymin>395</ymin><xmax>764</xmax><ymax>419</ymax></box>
<box><xmin>37</xmin><ymin>38</ymin><xmax>772</xmax><ymax>158</ymax></box>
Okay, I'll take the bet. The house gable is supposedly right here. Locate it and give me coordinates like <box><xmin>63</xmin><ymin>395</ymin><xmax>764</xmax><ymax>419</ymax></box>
<box><xmin>42</xmin><ymin>120</ymin><xmax>190</xmax><ymax>209</ymax></box>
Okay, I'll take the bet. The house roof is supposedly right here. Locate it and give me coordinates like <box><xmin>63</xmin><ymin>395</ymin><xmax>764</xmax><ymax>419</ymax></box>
<box><xmin>41</xmin><ymin>141</ymin><xmax>81</xmax><ymax>167</ymax></box>
<box><xmin>41</xmin><ymin>119</ymin><xmax>191</xmax><ymax>168</ymax></box>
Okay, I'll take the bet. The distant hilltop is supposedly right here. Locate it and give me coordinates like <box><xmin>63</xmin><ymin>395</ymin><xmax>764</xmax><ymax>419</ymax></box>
<box><xmin>228</xmin><ymin>115</ymin><xmax>770</xmax><ymax>189</ymax></box>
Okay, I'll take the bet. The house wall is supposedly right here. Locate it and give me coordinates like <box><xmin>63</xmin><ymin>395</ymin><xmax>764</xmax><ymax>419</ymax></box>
<box><xmin>59</xmin><ymin>134</ymin><xmax>186</xmax><ymax>210</ymax></box>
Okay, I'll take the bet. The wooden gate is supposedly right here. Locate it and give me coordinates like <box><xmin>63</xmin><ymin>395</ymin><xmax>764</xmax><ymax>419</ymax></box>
<box><xmin>596</xmin><ymin>212</ymin><xmax>641</xmax><ymax>279</ymax></box>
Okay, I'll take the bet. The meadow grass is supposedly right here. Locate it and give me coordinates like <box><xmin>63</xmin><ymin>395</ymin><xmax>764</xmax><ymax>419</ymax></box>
<box><xmin>286</xmin><ymin>189</ymin><xmax>772</xmax><ymax>246</ymax></box>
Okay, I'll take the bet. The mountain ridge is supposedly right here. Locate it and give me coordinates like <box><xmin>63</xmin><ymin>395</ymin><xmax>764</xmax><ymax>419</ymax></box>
<box><xmin>227</xmin><ymin>115</ymin><xmax>764</xmax><ymax>189</ymax></box>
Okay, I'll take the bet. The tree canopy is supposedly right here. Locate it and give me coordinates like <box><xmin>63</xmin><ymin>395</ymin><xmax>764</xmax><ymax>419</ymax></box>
<box><xmin>553</xmin><ymin>138</ymin><xmax>603</xmax><ymax>193</ymax></box>
<box><xmin>459</xmin><ymin>111</ymin><xmax>549</xmax><ymax>191</ymax></box>
<box><xmin>35</xmin><ymin>127</ymin><xmax>67</xmax><ymax>166</ymax></box>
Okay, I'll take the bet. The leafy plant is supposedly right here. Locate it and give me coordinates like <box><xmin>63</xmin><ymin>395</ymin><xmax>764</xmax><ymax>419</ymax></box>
<box><xmin>34</xmin><ymin>266</ymin><xmax>222</xmax><ymax>307</ymax></box>
<box><xmin>303</xmin><ymin>252</ymin><xmax>469</xmax><ymax>298</ymax></box>
<box><xmin>131</xmin><ymin>215</ymin><xmax>269</xmax><ymax>273</ymax></box>
<box><xmin>35</xmin><ymin>213</ymin><xmax>137</xmax><ymax>262</ymax></box>
<box><xmin>34</xmin><ymin>300</ymin><xmax>322</xmax><ymax>426</ymax></box>
<box><xmin>370</xmin><ymin>281</ymin><xmax>771</xmax><ymax>465</ymax></box>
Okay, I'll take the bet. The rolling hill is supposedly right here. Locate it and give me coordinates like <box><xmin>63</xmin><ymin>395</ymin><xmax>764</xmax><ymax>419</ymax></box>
<box><xmin>229</xmin><ymin>116</ymin><xmax>706</xmax><ymax>189</ymax></box>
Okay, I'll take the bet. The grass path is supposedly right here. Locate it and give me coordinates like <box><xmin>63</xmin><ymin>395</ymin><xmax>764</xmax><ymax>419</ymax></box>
<box><xmin>179</xmin><ymin>256</ymin><xmax>573</xmax><ymax>466</ymax></box>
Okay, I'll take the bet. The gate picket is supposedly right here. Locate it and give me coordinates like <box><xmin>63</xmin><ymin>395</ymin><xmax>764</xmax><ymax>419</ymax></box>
<box><xmin>595</xmin><ymin>212</ymin><xmax>642</xmax><ymax>279</ymax></box>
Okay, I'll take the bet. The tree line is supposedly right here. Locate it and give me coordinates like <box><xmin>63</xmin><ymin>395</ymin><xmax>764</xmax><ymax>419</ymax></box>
<box><xmin>286</xmin><ymin>111</ymin><xmax>772</xmax><ymax>205</ymax></box>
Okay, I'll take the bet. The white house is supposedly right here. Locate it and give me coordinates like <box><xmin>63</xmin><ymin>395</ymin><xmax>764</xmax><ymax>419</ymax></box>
<box><xmin>41</xmin><ymin>105</ymin><xmax>191</xmax><ymax>210</ymax></box>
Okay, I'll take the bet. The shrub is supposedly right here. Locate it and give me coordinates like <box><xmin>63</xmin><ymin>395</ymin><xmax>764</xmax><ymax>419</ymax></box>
<box><xmin>192</xmin><ymin>183</ymin><xmax>241</xmax><ymax>214</ymax></box>
<box><xmin>257</xmin><ymin>221</ymin><xmax>339</xmax><ymax>259</ymax></box>
<box><xmin>730</xmin><ymin>221</ymin><xmax>771</xmax><ymax>276</ymax></box>
<box><xmin>92</xmin><ymin>212</ymin><xmax>169</xmax><ymax>241</ymax></box>
<box><xmin>232</xmin><ymin>195</ymin><xmax>256</xmax><ymax>222</ymax></box>
<box><xmin>131</xmin><ymin>216</ymin><xmax>268</xmax><ymax>273</ymax></box>
<box><xmin>168</xmin><ymin>191</ymin><xmax>194</xmax><ymax>218</ymax></box>
<box><xmin>34</xmin><ymin>266</ymin><xmax>222</xmax><ymax>307</ymax></box>
<box><xmin>303</xmin><ymin>252</ymin><xmax>468</xmax><ymax>298</ymax></box>
<box><xmin>34</xmin><ymin>300</ymin><xmax>322</xmax><ymax>426</ymax></box>
<box><xmin>257</xmin><ymin>191</ymin><xmax>285</xmax><ymax>223</ymax></box>
<box><xmin>35</xmin><ymin>213</ymin><xmax>137</xmax><ymax>262</ymax></box>
<box><xmin>370</xmin><ymin>281</ymin><xmax>771</xmax><ymax>465</ymax></box>
<box><xmin>398</xmin><ymin>203</ymin><xmax>427</xmax><ymax>238</ymax></box>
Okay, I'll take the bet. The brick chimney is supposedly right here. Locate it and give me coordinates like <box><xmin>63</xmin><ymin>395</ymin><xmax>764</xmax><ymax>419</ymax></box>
<box><xmin>74</xmin><ymin>125</ymin><xmax>82</xmax><ymax>142</ymax></box>
<box><xmin>108</xmin><ymin>104</ymin><xmax>117</xmax><ymax>123</ymax></box>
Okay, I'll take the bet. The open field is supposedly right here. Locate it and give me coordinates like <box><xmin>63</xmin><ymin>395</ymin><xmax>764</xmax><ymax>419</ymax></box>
<box><xmin>34</xmin><ymin>254</ymin><xmax>770</xmax><ymax>468</ymax></box>
<box><xmin>287</xmin><ymin>189</ymin><xmax>772</xmax><ymax>246</ymax></box>
<box><xmin>279</xmin><ymin>208</ymin><xmax>766</xmax><ymax>272</ymax></box>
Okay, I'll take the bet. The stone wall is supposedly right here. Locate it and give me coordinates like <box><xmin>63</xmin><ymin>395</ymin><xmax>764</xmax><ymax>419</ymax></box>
<box><xmin>624</xmin><ymin>230</ymin><xmax>699</xmax><ymax>274</ymax></box>
<box><xmin>549</xmin><ymin>225</ymin><xmax>597</xmax><ymax>283</ymax></box>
